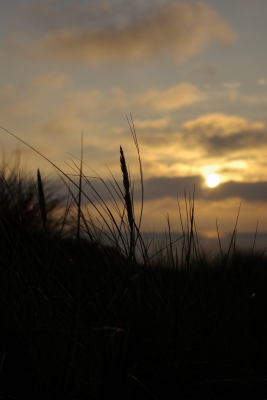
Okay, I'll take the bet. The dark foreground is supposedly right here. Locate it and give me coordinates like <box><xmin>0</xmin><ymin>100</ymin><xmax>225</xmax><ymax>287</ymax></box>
<box><xmin>0</xmin><ymin>137</ymin><xmax>266</xmax><ymax>399</ymax></box>
<box><xmin>1</xmin><ymin>233</ymin><xmax>267</xmax><ymax>399</ymax></box>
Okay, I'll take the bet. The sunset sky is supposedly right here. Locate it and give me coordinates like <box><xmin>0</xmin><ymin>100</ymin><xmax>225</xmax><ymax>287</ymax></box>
<box><xmin>1</xmin><ymin>0</ymin><xmax>267</xmax><ymax>249</ymax></box>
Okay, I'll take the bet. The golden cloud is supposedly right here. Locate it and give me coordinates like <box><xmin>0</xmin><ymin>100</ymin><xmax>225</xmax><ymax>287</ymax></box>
<box><xmin>134</xmin><ymin>83</ymin><xmax>204</xmax><ymax>111</ymax></box>
<box><xmin>27</xmin><ymin>2</ymin><xmax>236</xmax><ymax>64</ymax></box>
<box><xmin>30</xmin><ymin>71</ymin><xmax>68</xmax><ymax>92</ymax></box>
<box><xmin>182</xmin><ymin>113</ymin><xmax>265</xmax><ymax>138</ymax></box>
<box><xmin>180</xmin><ymin>113</ymin><xmax>267</xmax><ymax>159</ymax></box>
<box><xmin>133</xmin><ymin>118</ymin><xmax>171</xmax><ymax>131</ymax></box>
<box><xmin>0</xmin><ymin>72</ymin><xmax>68</xmax><ymax>119</ymax></box>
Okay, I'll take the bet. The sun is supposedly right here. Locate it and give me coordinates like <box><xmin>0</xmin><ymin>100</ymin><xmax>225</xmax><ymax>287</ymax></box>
<box><xmin>206</xmin><ymin>174</ymin><xmax>220</xmax><ymax>188</ymax></box>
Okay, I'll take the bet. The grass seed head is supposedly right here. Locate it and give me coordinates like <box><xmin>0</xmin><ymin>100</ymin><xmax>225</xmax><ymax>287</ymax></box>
<box><xmin>120</xmin><ymin>146</ymin><xmax>134</xmax><ymax>232</ymax></box>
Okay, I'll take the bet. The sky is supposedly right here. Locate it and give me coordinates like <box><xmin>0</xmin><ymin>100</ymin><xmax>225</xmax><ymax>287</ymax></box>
<box><xmin>0</xmin><ymin>0</ymin><xmax>267</xmax><ymax>251</ymax></box>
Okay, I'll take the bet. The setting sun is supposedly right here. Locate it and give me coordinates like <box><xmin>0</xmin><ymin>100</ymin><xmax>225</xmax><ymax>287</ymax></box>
<box><xmin>206</xmin><ymin>174</ymin><xmax>220</xmax><ymax>188</ymax></box>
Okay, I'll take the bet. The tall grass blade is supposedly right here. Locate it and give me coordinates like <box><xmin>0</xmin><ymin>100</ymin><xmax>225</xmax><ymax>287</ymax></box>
<box><xmin>37</xmin><ymin>168</ymin><xmax>47</xmax><ymax>232</ymax></box>
<box><xmin>251</xmin><ymin>220</ymin><xmax>258</xmax><ymax>257</ymax></box>
<box><xmin>77</xmin><ymin>131</ymin><xmax>83</xmax><ymax>242</ymax></box>
<box><xmin>225</xmin><ymin>199</ymin><xmax>242</xmax><ymax>266</ymax></box>
<box><xmin>216</xmin><ymin>217</ymin><xmax>223</xmax><ymax>263</ymax></box>
<box><xmin>126</xmin><ymin>114</ymin><xmax>144</xmax><ymax>233</ymax></box>
<box><xmin>186</xmin><ymin>186</ymin><xmax>195</xmax><ymax>269</ymax></box>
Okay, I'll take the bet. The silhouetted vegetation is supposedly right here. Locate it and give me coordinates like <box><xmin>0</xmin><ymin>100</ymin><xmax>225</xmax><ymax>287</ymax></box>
<box><xmin>0</xmin><ymin>122</ymin><xmax>267</xmax><ymax>399</ymax></box>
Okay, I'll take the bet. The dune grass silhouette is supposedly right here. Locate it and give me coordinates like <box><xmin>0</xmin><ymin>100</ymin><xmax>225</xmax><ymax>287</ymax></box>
<box><xmin>0</xmin><ymin>119</ymin><xmax>267</xmax><ymax>399</ymax></box>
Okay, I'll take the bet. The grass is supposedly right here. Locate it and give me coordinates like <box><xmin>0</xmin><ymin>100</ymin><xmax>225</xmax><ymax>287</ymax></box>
<box><xmin>0</xmin><ymin>119</ymin><xmax>267</xmax><ymax>399</ymax></box>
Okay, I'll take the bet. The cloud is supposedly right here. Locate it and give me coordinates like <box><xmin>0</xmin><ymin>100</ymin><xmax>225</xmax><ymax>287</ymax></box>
<box><xmin>133</xmin><ymin>83</ymin><xmax>204</xmax><ymax>112</ymax></box>
<box><xmin>212</xmin><ymin>87</ymin><xmax>267</xmax><ymax>106</ymax></box>
<box><xmin>202</xmin><ymin>180</ymin><xmax>267</xmax><ymax>202</ymax></box>
<box><xmin>221</xmin><ymin>82</ymin><xmax>241</xmax><ymax>89</ymax></box>
<box><xmin>182</xmin><ymin>113</ymin><xmax>265</xmax><ymax>137</ymax></box>
<box><xmin>29</xmin><ymin>0</ymin><xmax>113</xmax><ymax>31</ymax></box>
<box><xmin>14</xmin><ymin>1</ymin><xmax>236</xmax><ymax>65</ymax></box>
<box><xmin>102</xmin><ymin>112</ymin><xmax>267</xmax><ymax>182</ymax></box>
<box><xmin>257</xmin><ymin>79</ymin><xmax>266</xmax><ymax>85</ymax></box>
<box><xmin>142</xmin><ymin>175</ymin><xmax>202</xmax><ymax>200</ymax></box>
<box><xmin>180</xmin><ymin>113</ymin><xmax>267</xmax><ymax>157</ymax></box>
<box><xmin>190</xmin><ymin>63</ymin><xmax>219</xmax><ymax>75</ymax></box>
<box><xmin>0</xmin><ymin>78</ymin><xmax>202</xmax><ymax>148</ymax></box>
<box><xmin>0</xmin><ymin>72</ymin><xmax>68</xmax><ymax>119</ymax></box>
<box><xmin>203</xmin><ymin>131</ymin><xmax>267</xmax><ymax>155</ymax></box>
<box><xmin>33</xmin><ymin>82</ymin><xmax>204</xmax><ymax>137</ymax></box>
<box><xmin>134</xmin><ymin>118</ymin><xmax>171</xmax><ymax>131</ymax></box>
<box><xmin>43</xmin><ymin>84</ymin><xmax>185</xmax><ymax>138</ymax></box>
<box><xmin>123</xmin><ymin>118</ymin><xmax>173</xmax><ymax>148</ymax></box>
<box><xmin>238</xmin><ymin>95</ymin><xmax>267</xmax><ymax>105</ymax></box>
<box><xmin>40</xmin><ymin>90</ymin><xmax>107</xmax><ymax>136</ymax></box>
<box><xmin>87</xmin><ymin>172</ymin><xmax>265</xmax><ymax>204</ymax></box>
<box><xmin>29</xmin><ymin>71</ymin><xmax>68</xmax><ymax>92</ymax></box>
<box><xmin>129</xmin><ymin>175</ymin><xmax>267</xmax><ymax>203</ymax></box>
<box><xmin>0</xmin><ymin>71</ymin><xmax>68</xmax><ymax>96</ymax></box>
<box><xmin>59</xmin><ymin>174</ymin><xmax>202</xmax><ymax>205</ymax></box>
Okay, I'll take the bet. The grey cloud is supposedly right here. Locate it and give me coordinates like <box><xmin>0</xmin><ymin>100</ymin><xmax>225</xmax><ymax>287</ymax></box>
<box><xmin>134</xmin><ymin>132</ymin><xmax>173</xmax><ymax>147</ymax></box>
<box><xmin>140</xmin><ymin>177</ymin><xmax>267</xmax><ymax>203</ymax></box>
<box><xmin>142</xmin><ymin>176</ymin><xmax>202</xmax><ymax>200</ymax></box>
<box><xmin>190</xmin><ymin>63</ymin><xmax>219</xmax><ymax>75</ymax></box>
<box><xmin>52</xmin><ymin>174</ymin><xmax>267</xmax><ymax>208</ymax></box>
<box><xmin>203</xmin><ymin>130</ymin><xmax>267</xmax><ymax>156</ymax></box>
<box><xmin>29</xmin><ymin>1</ymin><xmax>146</xmax><ymax>31</ymax></box>
<box><xmin>55</xmin><ymin>175</ymin><xmax>203</xmax><ymax>206</ymax></box>
<box><xmin>202</xmin><ymin>180</ymin><xmax>267</xmax><ymax>202</ymax></box>
<box><xmin>180</xmin><ymin>114</ymin><xmax>267</xmax><ymax>158</ymax></box>
<box><xmin>21</xmin><ymin>2</ymin><xmax>236</xmax><ymax>65</ymax></box>
<box><xmin>132</xmin><ymin>124</ymin><xmax>174</xmax><ymax>147</ymax></box>
<box><xmin>29</xmin><ymin>0</ymin><xmax>112</xmax><ymax>31</ymax></box>
<box><xmin>221</xmin><ymin>82</ymin><xmax>241</xmax><ymax>89</ymax></box>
